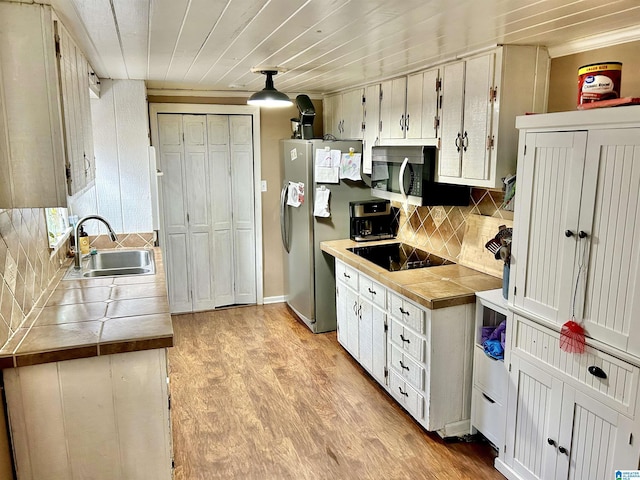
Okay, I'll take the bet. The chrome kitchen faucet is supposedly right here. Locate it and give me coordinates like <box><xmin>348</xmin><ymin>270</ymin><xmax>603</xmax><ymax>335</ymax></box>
<box><xmin>73</xmin><ymin>215</ymin><xmax>118</xmax><ymax>269</ymax></box>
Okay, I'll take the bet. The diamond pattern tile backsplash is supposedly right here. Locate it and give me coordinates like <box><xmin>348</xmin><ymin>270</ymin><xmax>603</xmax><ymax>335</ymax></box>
<box><xmin>0</xmin><ymin>209</ymin><xmax>68</xmax><ymax>348</ymax></box>
<box><xmin>393</xmin><ymin>188</ymin><xmax>514</xmax><ymax>261</ymax></box>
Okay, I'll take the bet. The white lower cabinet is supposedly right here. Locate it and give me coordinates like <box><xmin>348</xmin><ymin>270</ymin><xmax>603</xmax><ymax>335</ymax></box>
<box><xmin>335</xmin><ymin>260</ymin><xmax>474</xmax><ymax>437</ymax></box>
<box><xmin>336</xmin><ymin>261</ymin><xmax>386</xmax><ymax>384</ymax></box>
<box><xmin>3</xmin><ymin>349</ymin><xmax>173</xmax><ymax>480</ymax></box>
<box><xmin>499</xmin><ymin>352</ymin><xmax>639</xmax><ymax>480</ymax></box>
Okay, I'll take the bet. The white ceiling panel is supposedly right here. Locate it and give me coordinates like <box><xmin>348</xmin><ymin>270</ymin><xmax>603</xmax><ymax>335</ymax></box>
<box><xmin>46</xmin><ymin>0</ymin><xmax>640</xmax><ymax>96</ymax></box>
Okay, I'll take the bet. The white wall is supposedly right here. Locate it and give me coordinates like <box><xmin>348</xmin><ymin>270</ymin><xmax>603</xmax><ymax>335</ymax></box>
<box><xmin>69</xmin><ymin>79</ymin><xmax>153</xmax><ymax>235</ymax></box>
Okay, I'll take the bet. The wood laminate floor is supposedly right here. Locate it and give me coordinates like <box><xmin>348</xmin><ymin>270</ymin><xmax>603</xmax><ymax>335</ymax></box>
<box><xmin>168</xmin><ymin>303</ymin><xmax>505</xmax><ymax>480</ymax></box>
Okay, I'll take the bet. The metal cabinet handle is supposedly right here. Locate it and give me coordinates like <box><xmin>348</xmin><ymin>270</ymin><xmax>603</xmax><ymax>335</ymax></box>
<box><xmin>353</xmin><ymin>301</ymin><xmax>358</xmax><ymax>314</ymax></box>
<box><xmin>398</xmin><ymin>387</ymin><xmax>409</xmax><ymax>397</ymax></box>
<box><xmin>399</xmin><ymin>307</ymin><xmax>409</xmax><ymax>316</ymax></box>
<box><xmin>343</xmin><ymin>272</ymin><xmax>351</xmax><ymax>279</ymax></box>
<box><xmin>399</xmin><ymin>361</ymin><xmax>409</xmax><ymax>371</ymax></box>
<box><xmin>405</xmin><ymin>114</ymin><xmax>410</xmax><ymax>131</ymax></box>
<box><xmin>455</xmin><ymin>133</ymin><xmax>462</xmax><ymax>152</ymax></box>
<box><xmin>462</xmin><ymin>131</ymin><xmax>469</xmax><ymax>151</ymax></box>
<box><xmin>400</xmin><ymin>114</ymin><xmax>405</xmax><ymax>131</ymax></box>
<box><xmin>368</xmin><ymin>287</ymin><xmax>376</xmax><ymax>295</ymax></box>
<box><xmin>400</xmin><ymin>334</ymin><xmax>410</xmax><ymax>344</ymax></box>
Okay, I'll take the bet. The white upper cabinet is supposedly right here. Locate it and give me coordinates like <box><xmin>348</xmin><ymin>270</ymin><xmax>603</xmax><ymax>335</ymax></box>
<box><xmin>56</xmin><ymin>20</ymin><xmax>96</xmax><ymax>196</ymax></box>
<box><xmin>0</xmin><ymin>3</ymin><xmax>96</xmax><ymax>208</ymax></box>
<box><xmin>438</xmin><ymin>45</ymin><xmax>549</xmax><ymax>189</ymax></box>
<box><xmin>362</xmin><ymin>83</ymin><xmax>381</xmax><ymax>175</ymax></box>
<box><xmin>323</xmin><ymin>88</ymin><xmax>364</xmax><ymax>140</ymax></box>
<box><xmin>379</xmin><ymin>68</ymin><xmax>440</xmax><ymax>146</ymax></box>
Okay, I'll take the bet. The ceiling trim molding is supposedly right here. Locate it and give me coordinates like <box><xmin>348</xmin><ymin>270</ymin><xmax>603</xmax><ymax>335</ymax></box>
<box><xmin>548</xmin><ymin>25</ymin><xmax>640</xmax><ymax>58</ymax></box>
<box><xmin>145</xmin><ymin>88</ymin><xmax>323</xmax><ymax>100</ymax></box>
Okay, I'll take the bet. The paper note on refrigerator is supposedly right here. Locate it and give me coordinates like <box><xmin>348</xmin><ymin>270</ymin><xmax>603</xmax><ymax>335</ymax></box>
<box><xmin>314</xmin><ymin>149</ymin><xmax>340</xmax><ymax>183</ymax></box>
<box><xmin>339</xmin><ymin>152</ymin><xmax>362</xmax><ymax>181</ymax></box>
<box><xmin>313</xmin><ymin>186</ymin><xmax>331</xmax><ymax>217</ymax></box>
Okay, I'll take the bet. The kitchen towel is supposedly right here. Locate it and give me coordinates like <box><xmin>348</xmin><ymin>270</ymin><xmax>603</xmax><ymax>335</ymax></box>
<box><xmin>313</xmin><ymin>186</ymin><xmax>331</xmax><ymax>217</ymax></box>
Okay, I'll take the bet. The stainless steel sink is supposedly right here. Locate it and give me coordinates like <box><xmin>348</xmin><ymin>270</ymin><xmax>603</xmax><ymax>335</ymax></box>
<box><xmin>64</xmin><ymin>249</ymin><xmax>155</xmax><ymax>280</ymax></box>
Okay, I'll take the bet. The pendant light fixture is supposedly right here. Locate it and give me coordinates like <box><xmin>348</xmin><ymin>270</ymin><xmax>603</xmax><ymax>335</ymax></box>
<box><xmin>247</xmin><ymin>68</ymin><xmax>292</xmax><ymax>108</ymax></box>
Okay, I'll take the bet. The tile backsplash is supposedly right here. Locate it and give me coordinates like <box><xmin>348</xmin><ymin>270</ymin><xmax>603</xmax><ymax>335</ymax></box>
<box><xmin>393</xmin><ymin>188</ymin><xmax>513</xmax><ymax>261</ymax></box>
<box><xmin>0</xmin><ymin>209</ymin><xmax>67</xmax><ymax>348</ymax></box>
<box><xmin>0</xmin><ymin>209</ymin><xmax>156</xmax><ymax>349</ymax></box>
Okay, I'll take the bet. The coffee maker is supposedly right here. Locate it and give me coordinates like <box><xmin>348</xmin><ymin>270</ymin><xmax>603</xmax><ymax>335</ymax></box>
<box><xmin>349</xmin><ymin>200</ymin><xmax>396</xmax><ymax>242</ymax></box>
<box><xmin>291</xmin><ymin>94</ymin><xmax>315</xmax><ymax>139</ymax></box>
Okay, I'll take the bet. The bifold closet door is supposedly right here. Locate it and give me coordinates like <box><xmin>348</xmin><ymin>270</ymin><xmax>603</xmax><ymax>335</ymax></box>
<box><xmin>158</xmin><ymin>113</ymin><xmax>256</xmax><ymax>313</ymax></box>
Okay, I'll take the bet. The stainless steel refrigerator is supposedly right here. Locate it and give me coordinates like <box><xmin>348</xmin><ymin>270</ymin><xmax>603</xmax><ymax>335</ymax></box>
<box><xmin>280</xmin><ymin>139</ymin><xmax>372</xmax><ymax>333</ymax></box>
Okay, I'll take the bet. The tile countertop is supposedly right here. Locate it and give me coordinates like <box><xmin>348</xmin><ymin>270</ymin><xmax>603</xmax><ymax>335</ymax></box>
<box><xmin>0</xmin><ymin>247</ymin><xmax>173</xmax><ymax>369</ymax></box>
<box><xmin>321</xmin><ymin>239</ymin><xmax>503</xmax><ymax>310</ymax></box>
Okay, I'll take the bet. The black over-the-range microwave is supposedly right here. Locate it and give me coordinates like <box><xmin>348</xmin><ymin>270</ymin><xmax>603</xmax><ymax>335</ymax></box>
<box><xmin>370</xmin><ymin>145</ymin><xmax>469</xmax><ymax>206</ymax></box>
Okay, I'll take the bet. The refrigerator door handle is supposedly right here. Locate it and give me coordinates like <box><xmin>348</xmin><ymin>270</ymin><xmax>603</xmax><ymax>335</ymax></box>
<box><xmin>280</xmin><ymin>182</ymin><xmax>290</xmax><ymax>253</ymax></box>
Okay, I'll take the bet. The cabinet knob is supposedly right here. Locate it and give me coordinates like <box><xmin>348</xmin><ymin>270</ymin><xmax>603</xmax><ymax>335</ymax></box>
<box><xmin>547</xmin><ymin>438</ymin><xmax>556</xmax><ymax>447</ymax></box>
<box><xmin>588</xmin><ymin>365</ymin><xmax>607</xmax><ymax>379</ymax></box>
<box><xmin>565</xmin><ymin>230</ymin><xmax>574</xmax><ymax>237</ymax></box>
<box><xmin>558</xmin><ymin>446</ymin><xmax>568</xmax><ymax>455</ymax></box>
<box><xmin>578</xmin><ymin>230</ymin><xmax>588</xmax><ymax>239</ymax></box>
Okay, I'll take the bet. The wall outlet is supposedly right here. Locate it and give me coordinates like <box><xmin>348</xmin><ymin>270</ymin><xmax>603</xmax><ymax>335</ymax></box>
<box><xmin>261</xmin><ymin>180</ymin><xmax>267</xmax><ymax>192</ymax></box>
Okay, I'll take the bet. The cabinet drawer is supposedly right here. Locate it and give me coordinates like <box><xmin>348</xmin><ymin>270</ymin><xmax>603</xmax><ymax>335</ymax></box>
<box><xmin>358</xmin><ymin>275</ymin><xmax>386</xmax><ymax>309</ymax></box>
<box><xmin>390</xmin><ymin>344</ymin><xmax>424</xmax><ymax>390</ymax></box>
<box><xmin>389</xmin><ymin>370</ymin><xmax>424</xmax><ymax>421</ymax></box>
<box><xmin>388</xmin><ymin>292</ymin><xmax>427</xmax><ymax>335</ymax></box>
<box><xmin>390</xmin><ymin>318</ymin><xmax>426</xmax><ymax>364</ymax></box>
<box><xmin>473</xmin><ymin>346</ymin><xmax>508</xmax><ymax>405</ymax></box>
<box><xmin>471</xmin><ymin>387</ymin><xmax>505</xmax><ymax>449</ymax></box>
<box><xmin>514</xmin><ymin>315</ymin><xmax>640</xmax><ymax>416</ymax></box>
<box><xmin>336</xmin><ymin>261</ymin><xmax>358</xmax><ymax>290</ymax></box>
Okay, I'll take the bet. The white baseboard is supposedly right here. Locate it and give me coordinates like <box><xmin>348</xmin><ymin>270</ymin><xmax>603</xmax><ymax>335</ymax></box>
<box><xmin>495</xmin><ymin>458</ymin><xmax>519</xmax><ymax>480</ymax></box>
<box><xmin>263</xmin><ymin>295</ymin><xmax>286</xmax><ymax>305</ymax></box>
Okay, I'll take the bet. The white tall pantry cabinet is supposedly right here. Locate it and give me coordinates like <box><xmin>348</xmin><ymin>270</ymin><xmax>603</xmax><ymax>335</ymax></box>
<box><xmin>498</xmin><ymin>106</ymin><xmax>640</xmax><ymax>480</ymax></box>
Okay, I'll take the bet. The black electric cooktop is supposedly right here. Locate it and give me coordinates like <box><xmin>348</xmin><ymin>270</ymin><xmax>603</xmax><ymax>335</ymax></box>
<box><xmin>347</xmin><ymin>242</ymin><xmax>452</xmax><ymax>272</ymax></box>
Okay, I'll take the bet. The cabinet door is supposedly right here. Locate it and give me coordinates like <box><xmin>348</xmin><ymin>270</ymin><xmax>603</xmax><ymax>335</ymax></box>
<box><xmin>505</xmin><ymin>355</ymin><xmax>563</xmax><ymax>480</ymax></box>
<box><xmin>342</xmin><ymin>89</ymin><xmax>364</xmax><ymax>140</ymax></box>
<box><xmin>345</xmin><ymin>287</ymin><xmax>360</xmax><ymax>358</ymax></box>
<box><xmin>323</xmin><ymin>94</ymin><xmax>342</xmax><ymax>138</ymax></box>
<box><xmin>360</xmin><ymin>299</ymin><xmax>387</xmax><ymax>385</ymax></box>
<box><xmin>336</xmin><ymin>282</ymin><xmax>348</xmax><ymax>348</ymax></box>
<box><xmin>578</xmin><ymin>129</ymin><xmax>640</xmax><ymax>354</ymax></box>
<box><xmin>380</xmin><ymin>77</ymin><xmax>407</xmax><ymax>141</ymax></box>
<box><xmin>512</xmin><ymin>131</ymin><xmax>587</xmax><ymax>325</ymax></box>
<box><xmin>362</xmin><ymin>84</ymin><xmax>380</xmax><ymax>175</ymax></box>
<box><xmin>406</xmin><ymin>68</ymin><xmax>439</xmax><ymax>140</ymax></box>
<box><xmin>556</xmin><ymin>385</ymin><xmax>638</xmax><ymax>480</ymax></box>
<box><xmin>460</xmin><ymin>52</ymin><xmax>495</xmax><ymax>181</ymax></box>
<box><xmin>439</xmin><ymin>60</ymin><xmax>464</xmax><ymax>178</ymax></box>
